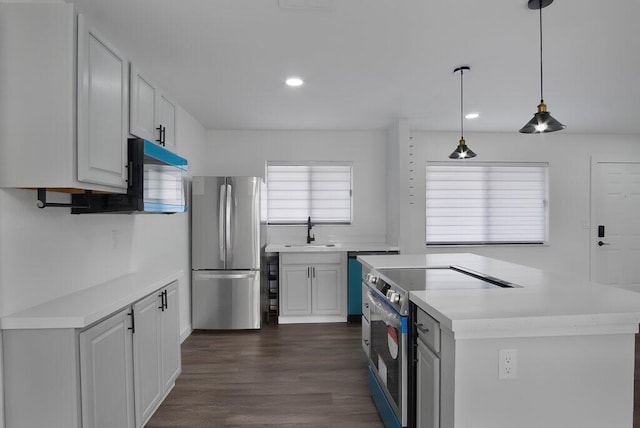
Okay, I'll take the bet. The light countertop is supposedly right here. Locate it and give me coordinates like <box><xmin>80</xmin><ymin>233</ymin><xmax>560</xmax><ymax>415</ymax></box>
<box><xmin>265</xmin><ymin>242</ymin><xmax>398</xmax><ymax>253</ymax></box>
<box><xmin>1</xmin><ymin>269</ymin><xmax>183</xmax><ymax>330</ymax></box>
<box><xmin>358</xmin><ymin>253</ymin><xmax>640</xmax><ymax>339</ymax></box>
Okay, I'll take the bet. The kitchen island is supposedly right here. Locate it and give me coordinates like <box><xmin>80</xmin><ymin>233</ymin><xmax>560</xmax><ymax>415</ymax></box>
<box><xmin>358</xmin><ymin>253</ymin><xmax>640</xmax><ymax>428</ymax></box>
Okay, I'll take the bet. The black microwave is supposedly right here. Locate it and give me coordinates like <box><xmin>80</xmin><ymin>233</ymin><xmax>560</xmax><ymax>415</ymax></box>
<box><xmin>72</xmin><ymin>138</ymin><xmax>188</xmax><ymax>214</ymax></box>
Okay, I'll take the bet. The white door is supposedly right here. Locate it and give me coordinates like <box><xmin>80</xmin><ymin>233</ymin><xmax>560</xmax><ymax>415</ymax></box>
<box><xmin>77</xmin><ymin>14</ymin><xmax>127</xmax><ymax>189</ymax></box>
<box><xmin>129</xmin><ymin>65</ymin><xmax>158</xmax><ymax>142</ymax></box>
<box><xmin>311</xmin><ymin>264</ymin><xmax>342</xmax><ymax>315</ymax></box>
<box><xmin>79</xmin><ymin>308</ymin><xmax>135</xmax><ymax>428</ymax></box>
<box><xmin>158</xmin><ymin>92</ymin><xmax>177</xmax><ymax>151</ymax></box>
<box><xmin>132</xmin><ymin>291</ymin><xmax>163</xmax><ymax>425</ymax></box>
<box><xmin>280</xmin><ymin>266</ymin><xmax>312</xmax><ymax>315</ymax></box>
<box><xmin>160</xmin><ymin>282</ymin><xmax>182</xmax><ymax>391</ymax></box>
<box><xmin>416</xmin><ymin>339</ymin><xmax>440</xmax><ymax>428</ymax></box>
<box><xmin>591</xmin><ymin>160</ymin><xmax>640</xmax><ymax>289</ymax></box>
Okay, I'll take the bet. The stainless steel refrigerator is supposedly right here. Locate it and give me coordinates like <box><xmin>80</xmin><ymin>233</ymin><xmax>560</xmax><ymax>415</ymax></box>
<box><xmin>191</xmin><ymin>176</ymin><xmax>261</xmax><ymax>329</ymax></box>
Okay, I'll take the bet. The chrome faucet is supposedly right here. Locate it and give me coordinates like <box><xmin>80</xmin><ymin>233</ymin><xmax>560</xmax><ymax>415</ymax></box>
<box><xmin>306</xmin><ymin>216</ymin><xmax>315</xmax><ymax>244</ymax></box>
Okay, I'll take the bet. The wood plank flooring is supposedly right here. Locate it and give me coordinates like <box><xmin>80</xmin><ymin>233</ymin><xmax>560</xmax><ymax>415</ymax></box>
<box><xmin>146</xmin><ymin>323</ymin><xmax>384</xmax><ymax>427</ymax></box>
<box><xmin>148</xmin><ymin>324</ymin><xmax>640</xmax><ymax>428</ymax></box>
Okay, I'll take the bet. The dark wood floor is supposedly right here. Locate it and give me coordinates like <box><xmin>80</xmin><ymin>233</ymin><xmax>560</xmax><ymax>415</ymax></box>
<box><xmin>146</xmin><ymin>323</ymin><xmax>384</xmax><ymax>427</ymax></box>
<box><xmin>148</xmin><ymin>324</ymin><xmax>640</xmax><ymax>428</ymax></box>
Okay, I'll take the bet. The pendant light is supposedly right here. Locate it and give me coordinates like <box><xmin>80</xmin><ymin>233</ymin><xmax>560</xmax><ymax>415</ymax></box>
<box><xmin>449</xmin><ymin>66</ymin><xmax>476</xmax><ymax>159</ymax></box>
<box><xmin>519</xmin><ymin>0</ymin><xmax>565</xmax><ymax>133</ymax></box>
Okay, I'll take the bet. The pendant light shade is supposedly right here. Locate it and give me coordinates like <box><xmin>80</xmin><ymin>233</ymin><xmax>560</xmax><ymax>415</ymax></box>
<box><xmin>520</xmin><ymin>0</ymin><xmax>565</xmax><ymax>134</ymax></box>
<box><xmin>449</xmin><ymin>138</ymin><xmax>476</xmax><ymax>159</ymax></box>
<box><xmin>449</xmin><ymin>66</ymin><xmax>476</xmax><ymax>159</ymax></box>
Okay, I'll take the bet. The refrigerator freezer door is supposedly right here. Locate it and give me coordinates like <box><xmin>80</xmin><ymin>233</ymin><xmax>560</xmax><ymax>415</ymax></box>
<box><xmin>192</xmin><ymin>270</ymin><xmax>261</xmax><ymax>329</ymax></box>
<box><xmin>192</xmin><ymin>176</ymin><xmax>227</xmax><ymax>270</ymax></box>
<box><xmin>226</xmin><ymin>177</ymin><xmax>260</xmax><ymax>270</ymax></box>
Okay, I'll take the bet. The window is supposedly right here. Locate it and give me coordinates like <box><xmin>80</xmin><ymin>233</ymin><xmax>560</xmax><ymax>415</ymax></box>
<box><xmin>266</xmin><ymin>162</ymin><xmax>352</xmax><ymax>224</ymax></box>
<box><xmin>425</xmin><ymin>162</ymin><xmax>548</xmax><ymax>245</ymax></box>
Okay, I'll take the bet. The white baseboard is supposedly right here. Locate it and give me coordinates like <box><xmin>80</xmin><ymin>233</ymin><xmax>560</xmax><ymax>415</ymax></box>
<box><xmin>180</xmin><ymin>325</ymin><xmax>192</xmax><ymax>343</ymax></box>
<box><xmin>278</xmin><ymin>315</ymin><xmax>347</xmax><ymax>324</ymax></box>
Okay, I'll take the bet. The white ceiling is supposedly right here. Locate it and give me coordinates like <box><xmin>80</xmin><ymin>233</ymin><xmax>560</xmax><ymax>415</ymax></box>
<box><xmin>69</xmin><ymin>0</ymin><xmax>640</xmax><ymax>134</ymax></box>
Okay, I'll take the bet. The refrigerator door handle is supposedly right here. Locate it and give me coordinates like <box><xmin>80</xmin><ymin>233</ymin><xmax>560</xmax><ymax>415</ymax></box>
<box><xmin>194</xmin><ymin>271</ymin><xmax>257</xmax><ymax>280</ymax></box>
<box><xmin>226</xmin><ymin>183</ymin><xmax>232</xmax><ymax>259</ymax></box>
<box><xmin>219</xmin><ymin>184</ymin><xmax>226</xmax><ymax>264</ymax></box>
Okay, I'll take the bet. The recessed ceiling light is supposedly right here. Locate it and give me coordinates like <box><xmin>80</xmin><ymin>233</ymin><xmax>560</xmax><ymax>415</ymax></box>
<box><xmin>465</xmin><ymin>113</ymin><xmax>479</xmax><ymax>119</ymax></box>
<box><xmin>285</xmin><ymin>77</ymin><xmax>304</xmax><ymax>87</ymax></box>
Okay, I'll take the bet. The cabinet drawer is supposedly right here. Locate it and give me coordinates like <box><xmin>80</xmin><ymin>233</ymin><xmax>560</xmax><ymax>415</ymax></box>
<box><xmin>415</xmin><ymin>308</ymin><xmax>440</xmax><ymax>353</ymax></box>
<box><xmin>281</xmin><ymin>252</ymin><xmax>341</xmax><ymax>265</ymax></box>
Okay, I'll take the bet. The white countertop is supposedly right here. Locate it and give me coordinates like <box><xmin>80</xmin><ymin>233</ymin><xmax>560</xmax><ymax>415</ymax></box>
<box><xmin>1</xmin><ymin>269</ymin><xmax>183</xmax><ymax>330</ymax></box>
<box><xmin>265</xmin><ymin>242</ymin><xmax>398</xmax><ymax>253</ymax></box>
<box><xmin>359</xmin><ymin>253</ymin><xmax>640</xmax><ymax>339</ymax></box>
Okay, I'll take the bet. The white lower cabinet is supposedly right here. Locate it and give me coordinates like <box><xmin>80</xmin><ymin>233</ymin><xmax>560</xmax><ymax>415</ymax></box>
<box><xmin>133</xmin><ymin>282</ymin><xmax>181</xmax><ymax>426</ymax></box>
<box><xmin>281</xmin><ymin>265</ymin><xmax>312</xmax><ymax>315</ymax></box>
<box><xmin>161</xmin><ymin>283</ymin><xmax>181</xmax><ymax>391</ymax></box>
<box><xmin>133</xmin><ymin>292</ymin><xmax>164</xmax><ymax>424</ymax></box>
<box><xmin>416</xmin><ymin>339</ymin><xmax>440</xmax><ymax>428</ymax></box>
<box><xmin>79</xmin><ymin>308</ymin><xmax>136</xmax><ymax>428</ymax></box>
<box><xmin>279</xmin><ymin>252</ymin><xmax>347</xmax><ymax>323</ymax></box>
<box><xmin>414</xmin><ymin>306</ymin><xmax>441</xmax><ymax>428</ymax></box>
<box><xmin>1</xmin><ymin>281</ymin><xmax>181</xmax><ymax>428</ymax></box>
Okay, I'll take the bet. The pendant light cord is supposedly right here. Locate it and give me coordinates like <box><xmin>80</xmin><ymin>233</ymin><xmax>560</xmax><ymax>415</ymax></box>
<box><xmin>460</xmin><ymin>68</ymin><xmax>464</xmax><ymax>139</ymax></box>
<box><xmin>539</xmin><ymin>0</ymin><xmax>544</xmax><ymax>103</ymax></box>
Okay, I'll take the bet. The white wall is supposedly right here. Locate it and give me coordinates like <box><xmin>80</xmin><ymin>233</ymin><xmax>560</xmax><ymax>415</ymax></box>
<box><xmin>204</xmin><ymin>129</ymin><xmax>388</xmax><ymax>244</ymax></box>
<box><xmin>398</xmin><ymin>129</ymin><xmax>640</xmax><ymax>279</ymax></box>
<box><xmin>0</xmin><ymin>106</ymin><xmax>205</xmax><ymax>320</ymax></box>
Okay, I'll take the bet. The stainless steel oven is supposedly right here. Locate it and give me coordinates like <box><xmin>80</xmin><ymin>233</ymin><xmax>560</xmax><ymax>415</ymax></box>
<box><xmin>363</xmin><ymin>266</ymin><xmax>518</xmax><ymax>428</ymax></box>
<box><xmin>365</xmin><ymin>283</ymin><xmax>408</xmax><ymax>428</ymax></box>
<box><xmin>363</xmin><ymin>270</ymin><xmax>410</xmax><ymax>428</ymax></box>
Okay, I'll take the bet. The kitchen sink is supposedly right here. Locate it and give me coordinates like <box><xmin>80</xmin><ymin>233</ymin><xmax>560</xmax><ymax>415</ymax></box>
<box><xmin>284</xmin><ymin>244</ymin><xmax>336</xmax><ymax>248</ymax></box>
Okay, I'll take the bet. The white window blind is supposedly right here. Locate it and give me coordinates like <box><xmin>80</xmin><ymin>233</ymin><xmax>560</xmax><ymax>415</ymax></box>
<box><xmin>266</xmin><ymin>162</ymin><xmax>352</xmax><ymax>224</ymax></box>
<box><xmin>426</xmin><ymin>162</ymin><xmax>548</xmax><ymax>245</ymax></box>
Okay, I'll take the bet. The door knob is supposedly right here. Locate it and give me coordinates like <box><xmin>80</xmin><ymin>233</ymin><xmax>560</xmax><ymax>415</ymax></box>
<box><xmin>598</xmin><ymin>241</ymin><xmax>610</xmax><ymax>246</ymax></box>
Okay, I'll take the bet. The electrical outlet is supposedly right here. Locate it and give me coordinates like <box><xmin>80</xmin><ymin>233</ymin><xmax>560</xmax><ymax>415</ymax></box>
<box><xmin>499</xmin><ymin>349</ymin><xmax>517</xmax><ymax>380</ymax></box>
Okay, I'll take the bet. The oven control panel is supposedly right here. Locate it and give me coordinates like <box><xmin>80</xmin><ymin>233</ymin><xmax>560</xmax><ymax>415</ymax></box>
<box><xmin>365</xmin><ymin>271</ymin><xmax>407</xmax><ymax>313</ymax></box>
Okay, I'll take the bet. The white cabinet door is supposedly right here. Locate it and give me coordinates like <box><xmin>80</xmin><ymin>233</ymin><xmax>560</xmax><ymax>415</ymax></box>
<box><xmin>129</xmin><ymin>64</ymin><xmax>177</xmax><ymax>151</ymax></box>
<box><xmin>133</xmin><ymin>291</ymin><xmax>164</xmax><ymax>426</ymax></box>
<box><xmin>129</xmin><ymin>65</ymin><xmax>158</xmax><ymax>143</ymax></box>
<box><xmin>160</xmin><ymin>281</ymin><xmax>182</xmax><ymax>391</ymax></box>
<box><xmin>416</xmin><ymin>339</ymin><xmax>440</xmax><ymax>428</ymax></box>
<box><xmin>158</xmin><ymin>92</ymin><xmax>177</xmax><ymax>151</ymax></box>
<box><xmin>79</xmin><ymin>308</ymin><xmax>135</xmax><ymax>428</ymax></box>
<box><xmin>280</xmin><ymin>265</ymin><xmax>312</xmax><ymax>315</ymax></box>
<box><xmin>311</xmin><ymin>264</ymin><xmax>342</xmax><ymax>315</ymax></box>
<box><xmin>77</xmin><ymin>13</ymin><xmax>128</xmax><ymax>189</ymax></box>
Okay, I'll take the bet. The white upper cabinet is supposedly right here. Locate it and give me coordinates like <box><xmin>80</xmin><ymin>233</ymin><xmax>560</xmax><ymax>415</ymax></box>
<box><xmin>77</xmin><ymin>13</ymin><xmax>128</xmax><ymax>189</ymax></box>
<box><xmin>130</xmin><ymin>65</ymin><xmax>177</xmax><ymax>152</ymax></box>
<box><xmin>0</xmin><ymin>3</ymin><xmax>128</xmax><ymax>193</ymax></box>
